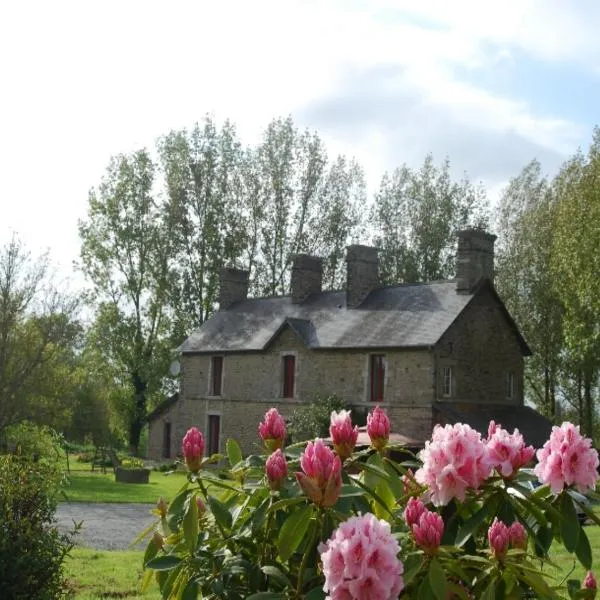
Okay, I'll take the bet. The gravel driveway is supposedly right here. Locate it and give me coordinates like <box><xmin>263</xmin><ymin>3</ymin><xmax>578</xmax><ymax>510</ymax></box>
<box><xmin>56</xmin><ymin>502</ymin><xmax>157</xmax><ymax>550</ymax></box>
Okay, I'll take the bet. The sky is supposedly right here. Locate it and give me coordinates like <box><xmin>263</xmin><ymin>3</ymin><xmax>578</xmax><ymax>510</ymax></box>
<box><xmin>1</xmin><ymin>0</ymin><xmax>598</xmax><ymax>289</ymax></box>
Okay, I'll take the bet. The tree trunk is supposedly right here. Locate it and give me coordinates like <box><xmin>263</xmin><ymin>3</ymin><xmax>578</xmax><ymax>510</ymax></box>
<box><xmin>128</xmin><ymin>372</ymin><xmax>147</xmax><ymax>456</ymax></box>
<box><xmin>583</xmin><ymin>365</ymin><xmax>594</xmax><ymax>438</ymax></box>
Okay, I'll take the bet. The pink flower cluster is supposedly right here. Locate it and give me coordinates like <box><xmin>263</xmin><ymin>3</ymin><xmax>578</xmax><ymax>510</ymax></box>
<box><xmin>265</xmin><ymin>449</ymin><xmax>288</xmax><ymax>491</ymax></box>
<box><xmin>319</xmin><ymin>513</ymin><xmax>404</xmax><ymax>600</ymax></box>
<box><xmin>415</xmin><ymin>423</ymin><xmax>492</xmax><ymax>506</ymax></box>
<box><xmin>366</xmin><ymin>406</ymin><xmax>390</xmax><ymax>450</ymax></box>
<box><xmin>534</xmin><ymin>422</ymin><xmax>599</xmax><ymax>494</ymax></box>
<box><xmin>330</xmin><ymin>410</ymin><xmax>359</xmax><ymax>460</ymax></box>
<box><xmin>182</xmin><ymin>427</ymin><xmax>204</xmax><ymax>472</ymax></box>
<box><xmin>296</xmin><ymin>439</ymin><xmax>342</xmax><ymax>507</ymax></box>
<box><xmin>486</xmin><ymin>421</ymin><xmax>536</xmax><ymax>478</ymax></box>
<box><xmin>487</xmin><ymin>519</ymin><xmax>528</xmax><ymax>559</ymax></box>
<box><xmin>258</xmin><ymin>408</ymin><xmax>287</xmax><ymax>451</ymax></box>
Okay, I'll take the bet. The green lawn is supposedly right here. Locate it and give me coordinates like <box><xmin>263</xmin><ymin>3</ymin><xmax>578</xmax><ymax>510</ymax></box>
<box><xmin>62</xmin><ymin>464</ymin><xmax>188</xmax><ymax>504</ymax></box>
<box><xmin>65</xmin><ymin>548</ymin><xmax>160</xmax><ymax>600</ymax></box>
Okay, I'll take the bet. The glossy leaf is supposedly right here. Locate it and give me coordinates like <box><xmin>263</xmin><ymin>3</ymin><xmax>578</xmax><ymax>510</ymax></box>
<box><xmin>277</xmin><ymin>504</ymin><xmax>313</xmax><ymax>562</ymax></box>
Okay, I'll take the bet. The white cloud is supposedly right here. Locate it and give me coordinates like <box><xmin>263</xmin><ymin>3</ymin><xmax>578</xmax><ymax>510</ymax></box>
<box><xmin>0</xmin><ymin>0</ymin><xmax>595</xmax><ymax>279</ymax></box>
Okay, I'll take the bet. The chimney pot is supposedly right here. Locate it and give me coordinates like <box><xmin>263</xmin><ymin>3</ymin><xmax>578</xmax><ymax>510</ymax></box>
<box><xmin>291</xmin><ymin>254</ymin><xmax>323</xmax><ymax>303</ymax></box>
<box><xmin>346</xmin><ymin>245</ymin><xmax>379</xmax><ymax>308</ymax></box>
<box><xmin>456</xmin><ymin>228</ymin><xmax>496</xmax><ymax>292</ymax></box>
<box><xmin>219</xmin><ymin>268</ymin><xmax>250</xmax><ymax>309</ymax></box>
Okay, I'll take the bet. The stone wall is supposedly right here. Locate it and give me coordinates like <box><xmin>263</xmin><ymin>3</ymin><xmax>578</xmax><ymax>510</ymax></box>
<box><xmin>435</xmin><ymin>286</ymin><xmax>524</xmax><ymax>404</ymax></box>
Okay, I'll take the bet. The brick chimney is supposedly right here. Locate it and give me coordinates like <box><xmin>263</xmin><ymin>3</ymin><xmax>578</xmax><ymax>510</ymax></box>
<box><xmin>456</xmin><ymin>228</ymin><xmax>496</xmax><ymax>292</ymax></box>
<box><xmin>346</xmin><ymin>245</ymin><xmax>379</xmax><ymax>308</ymax></box>
<box><xmin>219</xmin><ymin>268</ymin><xmax>249</xmax><ymax>310</ymax></box>
<box><xmin>291</xmin><ymin>254</ymin><xmax>323</xmax><ymax>303</ymax></box>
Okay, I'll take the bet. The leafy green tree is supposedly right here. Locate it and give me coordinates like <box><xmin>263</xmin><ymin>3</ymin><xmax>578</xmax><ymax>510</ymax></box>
<box><xmin>79</xmin><ymin>150</ymin><xmax>175</xmax><ymax>454</ymax></box>
<box><xmin>551</xmin><ymin>129</ymin><xmax>600</xmax><ymax>436</ymax></box>
<box><xmin>371</xmin><ymin>155</ymin><xmax>489</xmax><ymax>284</ymax></box>
<box><xmin>0</xmin><ymin>236</ymin><xmax>80</xmax><ymax>432</ymax></box>
<box><xmin>494</xmin><ymin>160</ymin><xmax>564</xmax><ymax>419</ymax></box>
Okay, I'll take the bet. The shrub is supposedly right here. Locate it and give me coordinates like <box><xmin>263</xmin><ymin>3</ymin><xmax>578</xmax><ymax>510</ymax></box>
<box><xmin>2</xmin><ymin>421</ymin><xmax>65</xmax><ymax>465</ymax></box>
<box><xmin>287</xmin><ymin>394</ymin><xmax>347</xmax><ymax>442</ymax></box>
<box><xmin>0</xmin><ymin>453</ymin><xmax>76</xmax><ymax>599</ymax></box>
<box><xmin>140</xmin><ymin>411</ymin><xmax>600</xmax><ymax>599</ymax></box>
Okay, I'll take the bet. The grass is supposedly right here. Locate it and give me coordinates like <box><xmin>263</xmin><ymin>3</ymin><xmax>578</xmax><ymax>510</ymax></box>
<box><xmin>64</xmin><ymin>548</ymin><xmax>160</xmax><ymax>600</ymax></box>
<box><xmin>61</xmin><ymin>462</ymin><xmax>188</xmax><ymax>504</ymax></box>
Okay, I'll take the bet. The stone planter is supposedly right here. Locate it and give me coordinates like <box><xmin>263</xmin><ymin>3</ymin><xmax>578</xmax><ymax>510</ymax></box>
<box><xmin>115</xmin><ymin>467</ymin><xmax>150</xmax><ymax>484</ymax></box>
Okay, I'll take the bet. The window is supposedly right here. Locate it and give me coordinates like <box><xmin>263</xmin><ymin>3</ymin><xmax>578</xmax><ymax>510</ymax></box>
<box><xmin>211</xmin><ymin>356</ymin><xmax>223</xmax><ymax>396</ymax></box>
<box><xmin>282</xmin><ymin>355</ymin><xmax>295</xmax><ymax>398</ymax></box>
<box><xmin>506</xmin><ymin>372</ymin><xmax>515</xmax><ymax>399</ymax></box>
<box><xmin>207</xmin><ymin>414</ymin><xmax>220</xmax><ymax>455</ymax></box>
<box><xmin>162</xmin><ymin>422</ymin><xmax>171</xmax><ymax>459</ymax></box>
<box><xmin>370</xmin><ymin>355</ymin><xmax>385</xmax><ymax>402</ymax></box>
<box><xmin>442</xmin><ymin>366</ymin><xmax>453</xmax><ymax>397</ymax></box>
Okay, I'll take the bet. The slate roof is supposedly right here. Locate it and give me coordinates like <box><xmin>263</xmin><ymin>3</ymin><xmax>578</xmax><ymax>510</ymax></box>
<box><xmin>144</xmin><ymin>393</ymin><xmax>179</xmax><ymax>423</ymax></box>
<box><xmin>181</xmin><ymin>279</ymin><xmax>524</xmax><ymax>354</ymax></box>
<box><xmin>433</xmin><ymin>402</ymin><xmax>553</xmax><ymax>449</ymax></box>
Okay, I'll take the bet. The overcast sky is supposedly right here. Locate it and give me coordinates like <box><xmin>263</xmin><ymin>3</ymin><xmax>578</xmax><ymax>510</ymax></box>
<box><xmin>1</xmin><ymin>0</ymin><xmax>598</xmax><ymax>287</ymax></box>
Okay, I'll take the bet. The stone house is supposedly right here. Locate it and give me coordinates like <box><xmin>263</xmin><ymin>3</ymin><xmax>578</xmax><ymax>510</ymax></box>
<box><xmin>147</xmin><ymin>228</ymin><xmax>550</xmax><ymax>460</ymax></box>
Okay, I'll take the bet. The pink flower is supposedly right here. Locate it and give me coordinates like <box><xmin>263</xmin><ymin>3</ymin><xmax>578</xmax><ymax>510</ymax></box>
<box><xmin>583</xmin><ymin>571</ymin><xmax>597</xmax><ymax>590</ymax></box>
<box><xmin>412</xmin><ymin>510</ymin><xmax>444</xmax><ymax>554</ymax></box>
<box><xmin>258</xmin><ymin>408</ymin><xmax>286</xmax><ymax>451</ymax></box>
<box><xmin>401</xmin><ymin>468</ymin><xmax>420</xmax><ymax>496</ymax></box>
<box><xmin>330</xmin><ymin>410</ymin><xmax>359</xmax><ymax>460</ymax></box>
<box><xmin>403</xmin><ymin>497</ymin><xmax>426</xmax><ymax>529</ymax></box>
<box><xmin>367</xmin><ymin>406</ymin><xmax>390</xmax><ymax>450</ymax></box>
<box><xmin>508</xmin><ymin>521</ymin><xmax>527</xmax><ymax>550</ymax></box>
<box><xmin>534</xmin><ymin>422</ymin><xmax>599</xmax><ymax>494</ymax></box>
<box><xmin>265</xmin><ymin>449</ymin><xmax>288</xmax><ymax>491</ymax></box>
<box><xmin>415</xmin><ymin>423</ymin><xmax>493</xmax><ymax>506</ymax></box>
<box><xmin>320</xmin><ymin>513</ymin><xmax>404</xmax><ymax>600</ymax></box>
<box><xmin>196</xmin><ymin>496</ymin><xmax>206</xmax><ymax>515</ymax></box>
<box><xmin>182</xmin><ymin>427</ymin><xmax>204</xmax><ymax>472</ymax></box>
<box><xmin>488</xmin><ymin>518</ymin><xmax>510</xmax><ymax>560</ymax></box>
<box><xmin>486</xmin><ymin>421</ymin><xmax>536</xmax><ymax>478</ymax></box>
<box><xmin>296</xmin><ymin>439</ymin><xmax>342</xmax><ymax>507</ymax></box>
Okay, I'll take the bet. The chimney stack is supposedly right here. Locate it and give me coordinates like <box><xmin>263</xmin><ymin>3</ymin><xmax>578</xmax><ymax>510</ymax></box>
<box><xmin>456</xmin><ymin>228</ymin><xmax>496</xmax><ymax>292</ymax></box>
<box><xmin>291</xmin><ymin>254</ymin><xmax>323</xmax><ymax>303</ymax></box>
<box><xmin>219</xmin><ymin>268</ymin><xmax>249</xmax><ymax>310</ymax></box>
<box><xmin>346</xmin><ymin>245</ymin><xmax>379</xmax><ymax>308</ymax></box>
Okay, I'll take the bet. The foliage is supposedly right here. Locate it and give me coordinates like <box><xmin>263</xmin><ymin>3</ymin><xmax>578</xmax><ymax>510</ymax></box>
<box><xmin>287</xmin><ymin>394</ymin><xmax>347</xmax><ymax>442</ymax></box>
<box><xmin>0</xmin><ymin>234</ymin><xmax>81</xmax><ymax>431</ymax></box>
<box><xmin>2</xmin><ymin>420</ymin><xmax>65</xmax><ymax>465</ymax></box>
<box><xmin>0</xmin><ymin>453</ymin><xmax>76</xmax><ymax>600</ymax></box>
<box><xmin>140</xmin><ymin>413</ymin><xmax>599</xmax><ymax>599</ymax></box>
<box><xmin>371</xmin><ymin>155</ymin><xmax>489</xmax><ymax>284</ymax></box>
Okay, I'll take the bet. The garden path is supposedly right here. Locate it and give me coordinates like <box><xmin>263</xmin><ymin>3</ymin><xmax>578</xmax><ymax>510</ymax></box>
<box><xmin>56</xmin><ymin>502</ymin><xmax>156</xmax><ymax>550</ymax></box>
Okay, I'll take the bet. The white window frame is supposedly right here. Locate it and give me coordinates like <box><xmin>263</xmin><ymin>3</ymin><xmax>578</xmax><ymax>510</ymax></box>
<box><xmin>442</xmin><ymin>366</ymin><xmax>453</xmax><ymax>398</ymax></box>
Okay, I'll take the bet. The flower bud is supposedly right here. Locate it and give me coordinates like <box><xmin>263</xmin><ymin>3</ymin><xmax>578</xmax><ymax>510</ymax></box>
<box><xmin>412</xmin><ymin>510</ymin><xmax>444</xmax><ymax>554</ymax></box>
<box><xmin>403</xmin><ymin>496</ymin><xmax>426</xmax><ymax>529</ymax></box>
<box><xmin>508</xmin><ymin>521</ymin><xmax>527</xmax><ymax>550</ymax></box>
<box><xmin>583</xmin><ymin>571</ymin><xmax>597</xmax><ymax>594</ymax></box>
<box><xmin>367</xmin><ymin>406</ymin><xmax>390</xmax><ymax>450</ymax></box>
<box><xmin>488</xmin><ymin>518</ymin><xmax>510</xmax><ymax>560</ymax></box>
<box><xmin>156</xmin><ymin>497</ymin><xmax>168</xmax><ymax>519</ymax></box>
<box><xmin>266</xmin><ymin>449</ymin><xmax>288</xmax><ymax>491</ymax></box>
<box><xmin>329</xmin><ymin>410</ymin><xmax>359</xmax><ymax>461</ymax></box>
<box><xmin>258</xmin><ymin>408</ymin><xmax>286</xmax><ymax>451</ymax></box>
<box><xmin>152</xmin><ymin>531</ymin><xmax>165</xmax><ymax>549</ymax></box>
<box><xmin>181</xmin><ymin>427</ymin><xmax>204</xmax><ymax>472</ymax></box>
<box><xmin>196</xmin><ymin>496</ymin><xmax>206</xmax><ymax>516</ymax></box>
<box><xmin>296</xmin><ymin>439</ymin><xmax>342</xmax><ymax>507</ymax></box>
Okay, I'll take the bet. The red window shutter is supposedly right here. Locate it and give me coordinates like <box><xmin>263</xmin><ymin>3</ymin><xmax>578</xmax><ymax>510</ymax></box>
<box><xmin>283</xmin><ymin>355</ymin><xmax>295</xmax><ymax>398</ymax></box>
<box><xmin>212</xmin><ymin>357</ymin><xmax>223</xmax><ymax>396</ymax></box>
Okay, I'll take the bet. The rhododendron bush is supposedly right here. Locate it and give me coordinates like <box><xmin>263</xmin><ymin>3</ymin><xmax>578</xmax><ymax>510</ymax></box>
<box><xmin>140</xmin><ymin>408</ymin><xmax>599</xmax><ymax>599</ymax></box>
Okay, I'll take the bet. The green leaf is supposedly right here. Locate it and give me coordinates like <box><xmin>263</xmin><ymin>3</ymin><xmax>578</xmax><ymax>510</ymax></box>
<box><xmin>455</xmin><ymin>502</ymin><xmax>492</xmax><ymax>547</ymax></box>
<box><xmin>480</xmin><ymin>581</ymin><xmax>496</xmax><ymax>600</ymax></box>
<box><xmin>246</xmin><ymin>594</ymin><xmax>286</xmax><ymax>600</ymax></box>
<box><xmin>142</xmin><ymin>536</ymin><xmax>159</xmax><ymax>566</ymax></box>
<box><xmin>207</xmin><ymin>495</ymin><xmax>232</xmax><ymax>530</ymax></box>
<box><xmin>261</xmin><ymin>565</ymin><xmax>292</xmax><ymax>588</ymax></box>
<box><xmin>145</xmin><ymin>555</ymin><xmax>183</xmax><ymax>571</ymax></box>
<box><xmin>168</xmin><ymin>487</ymin><xmax>191</xmax><ymax>518</ymax></box>
<box><xmin>560</xmin><ymin>491</ymin><xmax>581</xmax><ymax>552</ymax></box>
<box><xmin>373</xmin><ymin>480</ymin><xmax>396</xmax><ymax>520</ymax></box>
<box><xmin>182</xmin><ymin>493</ymin><xmax>198</xmax><ymax>552</ymax></box>
<box><xmin>428</xmin><ymin>557</ymin><xmax>447</xmax><ymax>600</ymax></box>
<box><xmin>277</xmin><ymin>504</ymin><xmax>314</xmax><ymax>562</ymax></box>
<box><xmin>338</xmin><ymin>484</ymin><xmax>366</xmax><ymax>498</ymax></box>
<box><xmin>575</xmin><ymin>525</ymin><xmax>592</xmax><ymax>570</ymax></box>
<box><xmin>268</xmin><ymin>496</ymin><xmax>307</xmax><ymax>513</ymax></box>
<box><xmin>181</xmin><ymin>579</ymin><xmax>198</xmax><ymax>600</ymax></box>
<box><xmin>227</xmin><ymin>438</ymin><xmax>243</xmax><ymax>468</ymax></box>
<box><xmin>304</xmin><ymin>586</ymin><xmax>326</xmax><ymax>600</ymax></box>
